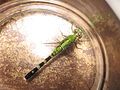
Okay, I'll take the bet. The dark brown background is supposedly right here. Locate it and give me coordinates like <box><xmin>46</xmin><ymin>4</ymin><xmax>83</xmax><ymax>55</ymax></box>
<box><xmin>0</xmin><ymin>0</ymin><xmax>120</xmax><ymax>90</ymax></box>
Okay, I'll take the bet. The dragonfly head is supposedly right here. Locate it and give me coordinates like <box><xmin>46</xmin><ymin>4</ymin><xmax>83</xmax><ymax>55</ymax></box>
<box><xmin>73</xmin><ymin>27</ymin><xmax>85</xmax><ymax>37</ymax></box>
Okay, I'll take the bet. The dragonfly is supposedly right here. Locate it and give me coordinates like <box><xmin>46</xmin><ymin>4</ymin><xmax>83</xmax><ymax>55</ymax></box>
<box><xmin>25</xmin><ymin>26</ymin><xmax>85</xmax><ymax>80</ymax></box>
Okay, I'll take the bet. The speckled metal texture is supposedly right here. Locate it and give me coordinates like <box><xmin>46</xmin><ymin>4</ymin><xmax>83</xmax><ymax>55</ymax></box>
<box><xmin>0</xmin><ymin>9</ymin><xmax>96</xmax><ymax>90</ymax></box>
<box><xmin>0</xmin><ymin>0</ymin><xmax>120</xmax><ymax>90</ymax></box>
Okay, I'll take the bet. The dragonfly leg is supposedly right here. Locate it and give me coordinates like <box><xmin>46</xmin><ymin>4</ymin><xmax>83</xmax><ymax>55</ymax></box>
<box><xmin>78</xmin><ymin>38</ymin><xmax>89</xmax><ymax>44</ymax></box>
<box><xmin>42</xmin><ymin>39</ymin><xmax>60</xmax><ymax>47</ymax></box>
<box><xmin>60</xmin><ymin>30</ymin><xmax>67</xmax><ymax>38</ymax></box>
<box><xmin>74</xmin><ymin>42</ymin><xmax>82</xmax><ymax>49</ymax></box>
<box><xmin>71</xmin><ymin>22</ymin><xmax>74</xmax><ymax>33</ymax></box>
<box><xmin>43</xmin><ymin>42</ymin><xmax>60</xmax><ymax>44</ymax></box>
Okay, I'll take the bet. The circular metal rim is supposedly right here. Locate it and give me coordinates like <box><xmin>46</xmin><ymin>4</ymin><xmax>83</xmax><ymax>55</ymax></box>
<box><xmin>0</xmin><ymin>0</ymin><xmax>108</xmax><ymax>90</ymax></box>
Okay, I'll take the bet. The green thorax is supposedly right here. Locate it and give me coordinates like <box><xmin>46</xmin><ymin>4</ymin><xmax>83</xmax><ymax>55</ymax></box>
<box><xmin>60</xmin><ymin>34</ymin><xmax>76</xmax><ymax>49</ymax></box>
<box><xmin>51</xmin><ymin>34</ymin><xmax>77</xmax><ymax>57</ymax></box>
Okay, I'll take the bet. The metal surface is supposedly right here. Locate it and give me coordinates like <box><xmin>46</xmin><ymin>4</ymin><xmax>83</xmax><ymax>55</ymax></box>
<box><xmin>0</xmin><ymin>13</ymin><xmax>96</xmax><ymax>90</ymax></box>
<box><xmin>0</xmin><ymin>0</ymin><xmax>120</xmax><ymax>90</ymax></box>
<box><xmin>62</xmin><ymin>0</ymin><xmax>120</xmax><ymax>90</ymax></box>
